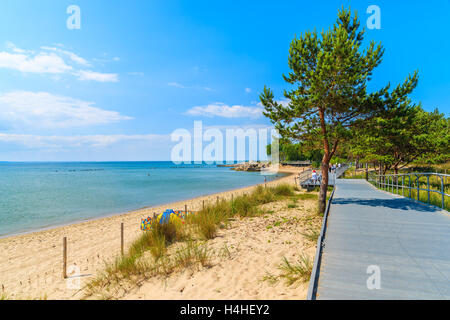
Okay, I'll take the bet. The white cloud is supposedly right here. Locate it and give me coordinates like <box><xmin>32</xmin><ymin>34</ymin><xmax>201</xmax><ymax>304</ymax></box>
<box><xmin>204</xmin><ymin>124</ymin><xmax>273</xmax><ymax>131</ymax></box>
<box><xmin>168</xmin><ymin>82</ymin><xmax>212</xmax><ymax>91</ymax></box>
<box><xmin>186</xmin><ymin>103</ymin><xmax>263</xmax><ymax>119</ymax></box>
<box><xmin>76</xmin><ymin>70</ymin><xmax>118</xmax><ymax>82</ymax></box>
<box><xmin>0</xmin><ymin>51</ymin><xmax>72</xmax><ymax>74</ymax></box>
<box><xmin>41</xmin><ymin>46</ymin><xmax>90</xmax><ymax>67</ymax></box>
<box><xmin>5</xmin><ymin>41</ymin><xmax>31</xmax><ymax>54</ymax></box>
<box><xmin>0</xmin><ymin>91</ymin><xmax>131</xmax><ymax>128</ymax></box>
<box><xmin>245</xmin><ymin>88</ymin><xmax>252</xmax><ymax>93</ymax></box>
<box><xmin>168</xmin><ymin>82</ymin><xmax>185</xmax><ymax>88</ymax></box>
<box><xmin>257</xmin><ymin>99</ymin><xmax>290</xmax><ymax>108</ymax></box>
<box><xmin>0</xmin><ymin>133</ymin><xmax>166</xmax><ymax>149</ymax></box>
<box><xmin>0</xmin><ymin>42</ymin><xmax>118</xmax><ymax>82</ymax></box>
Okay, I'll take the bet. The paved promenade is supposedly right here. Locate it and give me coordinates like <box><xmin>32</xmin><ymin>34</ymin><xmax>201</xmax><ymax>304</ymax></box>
<box><xmin>316</xmin><ymin>179</ymin><xmax>450</xmax><ymax>299</ymax></box>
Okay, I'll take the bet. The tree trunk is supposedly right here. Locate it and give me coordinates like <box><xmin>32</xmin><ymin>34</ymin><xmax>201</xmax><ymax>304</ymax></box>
<box><xmin>318</xmin><ymin>159</ymin><xmax>329</xmax><ymax>214</ymax></box>
<box><xmin>317</xmin><ymin>107</ymin><xmax>336</xmax><ymax>215</ymax></box>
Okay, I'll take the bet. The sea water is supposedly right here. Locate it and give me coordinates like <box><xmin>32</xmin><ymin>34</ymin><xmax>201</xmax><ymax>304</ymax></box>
<box><xmin>0</xmin><ymin>162</ymin><xmax>281</xmax><ymax>237</ymax></box>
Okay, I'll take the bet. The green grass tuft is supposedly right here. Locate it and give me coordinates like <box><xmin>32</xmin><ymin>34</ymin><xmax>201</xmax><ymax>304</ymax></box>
<box><xmin>301</xmin><ymin>229</ymin><xmax>320</xmax><ymax>242</ymax></box>
<box><xmin>278</xmin><ymin>254</ymin><xmax>313</xmax><ymax>285</ymax></box>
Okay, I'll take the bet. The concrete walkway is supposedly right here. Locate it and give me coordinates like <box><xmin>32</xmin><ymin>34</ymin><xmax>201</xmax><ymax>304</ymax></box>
<box><xmin>317</xmin><ymin>179</ymin><xmax>450</xmax><ymax>299</ymax></box>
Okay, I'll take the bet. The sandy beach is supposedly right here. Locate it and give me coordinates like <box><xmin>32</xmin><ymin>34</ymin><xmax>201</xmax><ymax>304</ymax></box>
<box><xmin>0</xmin><ymin>166</ymin><xmax>316</xmax><ymax>300</ymax></box>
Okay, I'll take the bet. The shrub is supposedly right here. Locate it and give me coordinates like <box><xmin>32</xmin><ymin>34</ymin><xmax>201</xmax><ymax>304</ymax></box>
<box><xmin>271</xmin><ymin>184</ymin><xmax>295</xmax><ymax>197</ymax></box>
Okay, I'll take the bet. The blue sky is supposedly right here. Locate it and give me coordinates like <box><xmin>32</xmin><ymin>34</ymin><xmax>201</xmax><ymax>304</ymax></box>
<box><xmin>0</xmin><ymin>0</ymin><xmax>449</xmax><ymax>161</ymax></box>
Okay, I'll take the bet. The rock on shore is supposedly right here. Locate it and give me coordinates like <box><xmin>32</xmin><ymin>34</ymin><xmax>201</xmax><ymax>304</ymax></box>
<box><xmin>232</xmin><ymin>161</ymin><xmax>270</xmax><ymax>172</ymax></box>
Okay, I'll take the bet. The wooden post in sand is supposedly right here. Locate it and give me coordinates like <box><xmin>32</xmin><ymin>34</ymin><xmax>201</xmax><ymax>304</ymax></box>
<box><xmin>216</xmin><ymin>196</ymin><xmax>219</xmax><ymax>205</ymax></box>
<box><xmin>231</xmin><ymin>194</ymin><xmax>234</xmax><ymax>202</ymax></box>
<box><xmin>63</xmin><ymin>237</ymin><xmax>67</xmax><ymax>279</ymax></box>
<box><xmin>202</xmin><ymin>200</ymin><xmax>205</xmax><ymax>210</ymax></box>
<box><xmin>121</xmin><ymin>223</ymin><xmax>124</xmax><ymax>256</ymax></box>
<box><xmin>185</xmin><ymin>204</ymin><xmax>187</xmax><ymax>214</ymax></box>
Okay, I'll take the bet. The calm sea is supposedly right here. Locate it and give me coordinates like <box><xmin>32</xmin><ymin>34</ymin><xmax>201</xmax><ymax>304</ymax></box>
<box><xmin>0</xmin><ymin>162</ymin><xmax>281</xmax><ymax>237</ymax></box>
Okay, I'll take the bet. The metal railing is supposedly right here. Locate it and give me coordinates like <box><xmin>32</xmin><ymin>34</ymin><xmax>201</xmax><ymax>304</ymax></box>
<box><xmin>368</xmin><ymin>172</ymin><xmax>450</xmax><ymax>210</ymax></box>
<box><xmin>295</xmin><ymin>168</ymin><xmax>312</xmax><ymax>185</ymax></box>
<box><xmin>335</xmin><ymin>164</ymin><xmax>349</xmax><ymax>179</ymax></box>
<box><xmin>298</xmin><ymin>164</ymin><xmax>349</xmax><ymax>188</ymax></box>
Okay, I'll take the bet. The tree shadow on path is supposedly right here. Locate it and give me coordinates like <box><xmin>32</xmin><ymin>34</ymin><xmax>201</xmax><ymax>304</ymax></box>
<box><xmin>332</xmin><ymin>197</ymin><xmax>443</xmax><ymax>213</ymax></box>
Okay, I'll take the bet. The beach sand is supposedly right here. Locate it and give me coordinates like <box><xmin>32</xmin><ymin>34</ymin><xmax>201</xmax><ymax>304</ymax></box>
<box><xmin>0</xmin><ymin>166</ymin><xmax>316</xmax><ymax>300</ymax></box>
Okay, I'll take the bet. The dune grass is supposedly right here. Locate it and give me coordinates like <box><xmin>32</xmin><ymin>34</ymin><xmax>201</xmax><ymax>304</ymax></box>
<box><xmin>293</xmin><ymin>193</ymin><xmax>318</xmax><ymax>201</ymax></box>
<box><xmin>278</xmin><ymin>254</ymin><xmax>313</xmax><ymax>285</ymax></box>
<box><xmin>84</xmin><ymin>239</ymin><xmax>213</xmax><ymax>298</ymax></box>
<box><xmin>128</xmin><ymin>219</ymin><xmax>185</xmax><ymax>260</ymax></box>
<box><xmin>262</xmin><ymin>253</ymin><xmax>314</xmax><ymax>286</ymax></box>
<box><xmin>301</xmin><ymin>229</ymin><xmax>320</xmax><ymax>243</ymax></box>
<box><xmin>187</xmin><ymin>184</ymin><xmax>297</xmax><ymax>239</ymax></box>
<box><xmin>85</xmin><ymin>183</ymin><xmax>309</xmax><ymax>298</ymax></box>
<box><xmin>173</xmin><ymin>240</ymin><xmax>212</xmax><ymax>269</ymax></box>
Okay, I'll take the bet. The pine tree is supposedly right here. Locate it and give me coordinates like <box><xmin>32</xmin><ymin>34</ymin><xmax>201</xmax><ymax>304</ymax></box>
<box><xmin>260</xmin><ymin>7</ymin><xmax>418</xmax><ymax>213</ymax></box>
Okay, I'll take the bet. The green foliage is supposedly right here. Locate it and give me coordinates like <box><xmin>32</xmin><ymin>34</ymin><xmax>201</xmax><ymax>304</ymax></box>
<box><xmin>293</xmin><ymin>193</ymin><xmax>318</xmax><ymax>200</ymax></box>
<box><xmin>267</xmin><ymin>141</ymin><xmax>323</xmax><ymax>163</ymax></box>
<box><xmin>259</xmin><ymin>7</ymin><xmax>418</xmax><ymax>212</ymax></box>
<box><xmin>330</xmin><ymin>156</ymin><xmax>347</xmax><ymax>165</ymax></box>
<box><xmin>272</xmin><ymin>184</ymin><xmax>295</xmax><ymax>196</ymax></box>
<box><xmin>188</xmin><ymin>184</ymin><xmax>298</xmax><ymax>239</ymax></box>
<box><xmin>278</xmin><ymin>255</ymin><xmax>313</xmax><ymax>285</ymax></box>
<box><xmin>260</xmin><ymin>7</ymin><xmax>388</xmax><ymax>154</ymax></box>
<box><xmin>352</xmin><ymin>106</ymin><xmax>449</xmax><ymax>173</ymax></box>
<box><xmin>370</xmin><ymin>174</ymin><xmax>450</xmax><ymax>211</ymax></box>
<box><xmin>85</xmin><ymin>183</ymin><xmax>314</xmax><ymax>299</ymax></box>
<box><xmin>188</xmin><ymin>200</ymin><xmax>232</xmax><ymax>239</ymax></box>
<box><xmin>301</xmin><ymin>229</ymin><xmax>320</xmax><ymax>242</ymax></box>
<box><xmin>128</xmin><ymin>219</ymin><xmax>185</xmax><ymax>260</ymax></box>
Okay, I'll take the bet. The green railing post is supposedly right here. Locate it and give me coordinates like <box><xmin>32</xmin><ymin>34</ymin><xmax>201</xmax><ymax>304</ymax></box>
<box><xmin>409</xmin><ymin>174</ymin><xmax>412</xmax><ymax>198</ymax></box>
<box><xmin>416</xmin><ymin>175</ymin><xmax>420</xmax><ymax>201</ymax></box>
<box><xmin>375</xmin><ymin>172</ymin><xmax>446</xmax><ymax>210</ymax></box>
<box><xmin>402</xmin><ymin>176</ymin><xmax>404</xmax><ymax>196</ymax></box>
<box><xmin>396</xmin><ymin>175</ymin><xmax>399</xmax><ymax>195</ymax></box>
